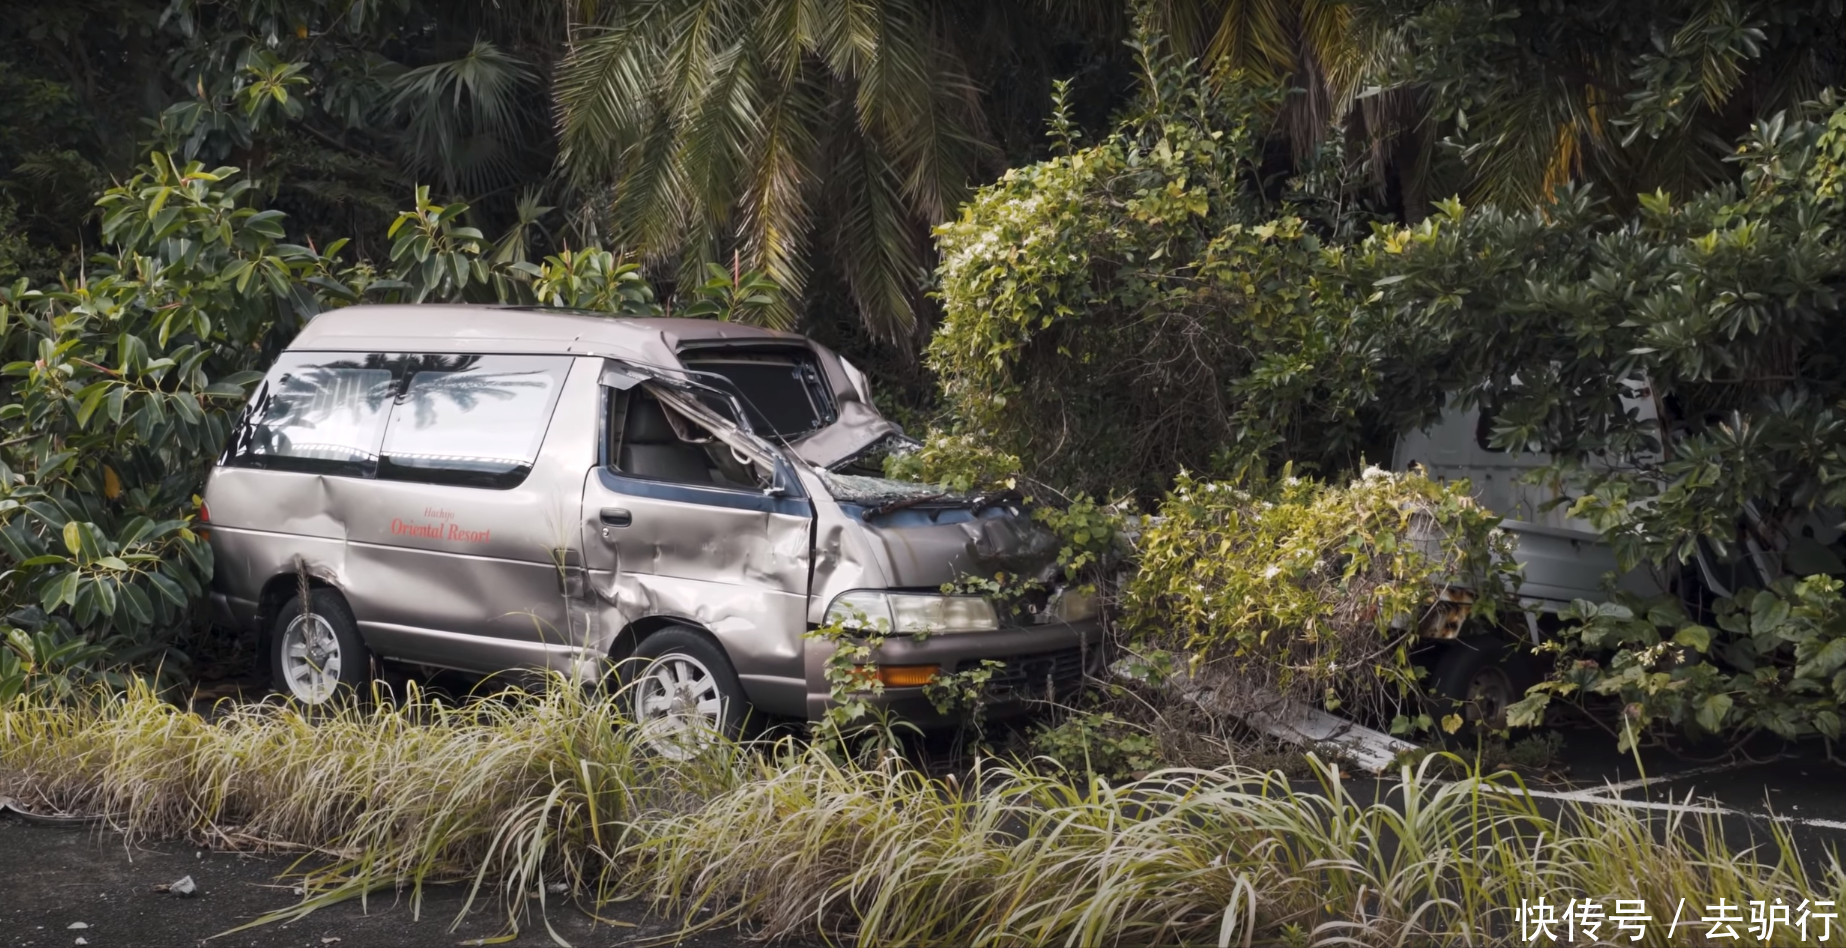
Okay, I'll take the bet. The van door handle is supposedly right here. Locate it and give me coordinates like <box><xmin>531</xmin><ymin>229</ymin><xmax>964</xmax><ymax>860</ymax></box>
<box><xmin>599</xmin><ymin>507</ymin><xmax>633</xmax><ymax>527</ymax></box>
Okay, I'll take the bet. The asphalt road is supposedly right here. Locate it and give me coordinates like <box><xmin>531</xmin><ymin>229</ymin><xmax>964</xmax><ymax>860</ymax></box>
<box><xmin>0</xmin><ymin>819</ymin><xmax>778</xmax><ymax>948</ymax></box>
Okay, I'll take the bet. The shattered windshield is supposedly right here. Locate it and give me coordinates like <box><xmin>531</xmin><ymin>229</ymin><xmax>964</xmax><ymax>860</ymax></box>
<box><xmin>814</xmin><ymin>434</ymin><xmax>968</xmax><ymax>505</ymax></box>
<box><xmin>816</xmin><ymin>469</ymin><xmax>960</xmax><ymax>506</ymax></box>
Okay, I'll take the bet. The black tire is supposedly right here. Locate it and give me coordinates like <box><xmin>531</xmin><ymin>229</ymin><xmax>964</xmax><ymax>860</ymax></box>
<box><xmin>269</xmin><ymin>588</ymin><xmax>371</xmax><ymax>705</ymax></box>
<box><xmin>1430</xmin><ymin>632</ymin><xmax>1541</xmax><ymax>732</ymax></box>
<box><xmin>620</xmin><ymin>627</ymin><xmax>749</xmax><ymax>749</ymax></box>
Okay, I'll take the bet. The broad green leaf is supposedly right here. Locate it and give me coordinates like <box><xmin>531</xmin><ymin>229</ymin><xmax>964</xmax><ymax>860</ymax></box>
<box><xmin>76</xmin><ymin>385</ymin><xmax>110</xmax><ymax>427</ymax></box>
<box><xmin>147</xmin><ymin>571</ymin><xmax>187</xmax><ymax>607</ymax></box>
<box><xmin>1672</xmin><ymin>625</ymin><xmax>1712</xmax><ymax>653</ymax></box>
<box><xmin>120</xmin><ymin>582</ymin><xmax>154</xmax><ymax>625</ymax></box>
<box><xmin>1695</xmin><ymin>693</ymin><xmax>1734</xmax><ymax>733</ymax></box>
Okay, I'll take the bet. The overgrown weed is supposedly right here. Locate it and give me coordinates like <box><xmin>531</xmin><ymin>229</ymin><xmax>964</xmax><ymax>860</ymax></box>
<box><xmin>3</xmin><ymin>680</ymin><xmax>1840</xmax><ymax>946</ymax></box>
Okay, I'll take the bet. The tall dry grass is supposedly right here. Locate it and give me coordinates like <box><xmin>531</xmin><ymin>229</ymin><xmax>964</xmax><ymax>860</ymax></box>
<box><xmin>3</xmin><ymin>681</ymin><xmax>1839</xmax><ymax>946</ymax></box>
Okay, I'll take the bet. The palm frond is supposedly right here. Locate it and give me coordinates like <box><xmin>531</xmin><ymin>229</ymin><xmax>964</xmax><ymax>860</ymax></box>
<box><xmin>856</xmin><ymin>2</ymin><xmax>987</xmax><ymax>219</ymax></box>
<box><xmin>387</xmin><ymin>39</ymin><xmax>540</xmax><ymax>194</ymax></box>
<box><xmin>554</xmin><ymin>0</ymin><xmax>986</xmax><ymax>338</ymax></box>
<box><xmin>736</xmin><ymin>72</ymin><xmax>825</xmax><ymax>330</ymax></box>
<box><xmin>554</xmin><ymin>15</ymin><xmax>670</xmax><ymax>183</ymax></box>
<box><xmin>828</xmin><ymin>123</ymin><xmax>923</xmax><ymax>341</ymax></box>
<box><xmin>1206</xmin><ymin>0</ymin><xmax>1299</xmax><ymax>89</ymax></box>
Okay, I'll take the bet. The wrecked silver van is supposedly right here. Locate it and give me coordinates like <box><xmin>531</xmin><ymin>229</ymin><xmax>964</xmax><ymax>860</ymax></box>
<box><xmin>202</xmin><ymin>305</ymin><xmax>1102</xmax><ymax>737</ymax></box>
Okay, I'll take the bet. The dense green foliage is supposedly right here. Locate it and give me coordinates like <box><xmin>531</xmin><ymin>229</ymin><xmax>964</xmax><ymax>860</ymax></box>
<box><xmin>1367</xmin><ymin>0</ymin><xmax>1846</xmax><ymax>207</ymax></box>
<box><xmin>1355</xmin><ymin>102</ymin><xmax>1846</xmax><ymax>745</ymax></box>
<box><xmin>1124</xmin><ymin>469</ymin><xmax>1515</xmax><ymax>725</ymax></box>
<box><xmin>1356</xmin><ymin>108</ymin><xmax>1846</xmax><ymax>575</ymax></box>
<box><xmin>0</xmin><ymin>0</ymin><xmax>567</xmax><ymax>282</ymax></box>
<box><xmin>0</xmin><ymin>158</ymin><xmax>340</xmax><ymax>700</ymax></box>
<box><xmin>931</xmin><ymin>39</ymin><xmax>1846</xmax><ymax>745</ymax></box>
<box><xmin>930</xmin><ymin>61</ymin><xmax>1407</xmax><ymax>497</ymax></box>
<box><xmin>1514</xmin><ymin>577</ymin><xmax>1846</xmax><ymax>750</ymax></box>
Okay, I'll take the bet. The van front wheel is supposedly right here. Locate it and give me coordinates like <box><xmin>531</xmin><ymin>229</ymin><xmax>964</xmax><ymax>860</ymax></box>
<box><xmin>271</xmin><ymin>589</ymin><xmax>370</xmax><ymax>705</ymax></box>
<box><xmin>624</xmin><ymin>628</ymin><xmax>747</xmax><ymax>755</ymax></box>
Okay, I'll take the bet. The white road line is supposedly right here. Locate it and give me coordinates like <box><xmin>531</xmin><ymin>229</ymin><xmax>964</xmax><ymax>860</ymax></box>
<box><xmin>1574</xmin><ymin>758</ymin><xmax>1768</xmax><ymax>797</ymax></box>
<box><xmin>1508</xmin><ymin>785</ymin><xmax>1846</xmax><ymax>832</ymax></box>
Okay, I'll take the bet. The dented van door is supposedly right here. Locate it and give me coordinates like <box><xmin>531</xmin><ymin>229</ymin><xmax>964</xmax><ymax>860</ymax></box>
<box><xmin>581</xmin><ymin>376</ymin><xmax>814</xmax><ymax>716</ymax></box>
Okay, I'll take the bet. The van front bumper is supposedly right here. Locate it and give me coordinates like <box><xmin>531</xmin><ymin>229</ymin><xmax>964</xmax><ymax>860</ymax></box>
<box><xmin>802</xmin><ymin>617</ymin><xmax>1108</xmax><ymax>724</ymax></box>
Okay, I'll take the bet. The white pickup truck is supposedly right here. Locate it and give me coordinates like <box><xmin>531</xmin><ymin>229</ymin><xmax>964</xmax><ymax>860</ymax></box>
<box><xmin>1392</xmin><ymin>391</ymin><xmax>1844</xmax><ymax>725</ymax></box>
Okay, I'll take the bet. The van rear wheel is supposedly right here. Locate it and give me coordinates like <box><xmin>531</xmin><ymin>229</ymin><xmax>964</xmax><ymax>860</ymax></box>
<box><xmin>623</xmin><ymin>628</ymin><xmax>747</xmax><ymax>756</ymax></box>
<box><xmin>271</xmin><ymin>589</ymin><xmax>370</xmax><ymax>705</ymax></box>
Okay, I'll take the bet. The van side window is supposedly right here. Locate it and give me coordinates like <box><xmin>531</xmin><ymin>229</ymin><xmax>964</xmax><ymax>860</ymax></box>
<box><xmin>609</xmin><ymin>388</ymin><xmax>769</xmax><ymax>491</ymax></box>
<box><xmin>224</xmin><ymin>354</ymin><xmax>396</xmax><ymax>477</ymax></box>
<box><xmin>377</xmin><ymin>355</ymin><xmax>569</xmax><ymax>489</ymax></box>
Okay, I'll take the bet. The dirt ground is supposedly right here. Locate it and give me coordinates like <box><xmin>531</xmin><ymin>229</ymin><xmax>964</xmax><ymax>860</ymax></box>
<box><xmin>0</xmin><ymin>819</ymin><xmax>785</xmax><ymax>948</ymax></box>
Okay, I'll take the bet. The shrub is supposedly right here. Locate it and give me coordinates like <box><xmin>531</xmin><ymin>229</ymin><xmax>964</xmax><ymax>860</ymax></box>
<box><xmin>1025</xmin><ymin>710</ymin><xmax>1165</xmax><ymax>782</ymax></box>
<box><xmin>0</xmin><ymin>156</ymin><xmax>344</xmax><ymax>694</ymax></box>
<box><xmin>1122</xmin><ymin>469</ymin><xmax>1516</xmax><ymax>725</ymax></box>
<box><xmin>1353</xmin><ymin>99</ymin><xmax>1846</xmax><ymax>745</ymax></box>
<box><xmin>928</xmin><ymin>52</ymin><xmax>1423</xmax><ymax>499</ymax></box>
<box><xmin>1512</xmin><ymin>576</ymin><xmax>1846</xmax><ymax>750</ymax></box>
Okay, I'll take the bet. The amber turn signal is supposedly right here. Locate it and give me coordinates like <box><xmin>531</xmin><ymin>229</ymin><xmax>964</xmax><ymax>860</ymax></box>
<box><xmin>874</xmin><ymin>664</ymin><xmax>941</xmax><ymax>688</ymax></box>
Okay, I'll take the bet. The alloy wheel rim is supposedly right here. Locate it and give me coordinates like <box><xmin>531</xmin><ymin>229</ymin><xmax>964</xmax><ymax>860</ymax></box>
<box><xmin>281</xmin><ymin>613</ymin><xmax>342</xmax><ymax>704</ymax></box>
<box><xmin>634</xmin><ymin>654</ymin><xmax>725</xmax><ymax>758</ymax></box>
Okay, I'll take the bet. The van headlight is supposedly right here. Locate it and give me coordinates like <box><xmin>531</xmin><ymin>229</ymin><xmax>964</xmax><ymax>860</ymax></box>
<box><xmin>824</xmin><ymin>590</ymin><xmax>999</xmax><ymax>634</ymax></box>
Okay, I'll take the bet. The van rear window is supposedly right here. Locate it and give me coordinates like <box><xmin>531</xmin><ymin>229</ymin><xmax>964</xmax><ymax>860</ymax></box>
<box><xmin>224</xmin><ymin>354</ymin><xmax>395</xmax><ymax>477</ymax></box>
<box><xmin>376</xmin><ymin>355</ymin><xmax>568</xmax><ymax>489</ymax></box>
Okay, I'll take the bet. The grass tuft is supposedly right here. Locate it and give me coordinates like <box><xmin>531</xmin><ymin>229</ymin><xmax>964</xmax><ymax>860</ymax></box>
<box><xmin>4</xmin><ymin>681</ymin><xmax>1839</xmax><ymax>946</ymax></box>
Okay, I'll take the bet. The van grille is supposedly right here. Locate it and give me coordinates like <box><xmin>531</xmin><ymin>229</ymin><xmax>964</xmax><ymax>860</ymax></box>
<box><xmin>976</xmin><ymin>647</ymin><xmax>1089</xmax><ymax>698</ymax></box>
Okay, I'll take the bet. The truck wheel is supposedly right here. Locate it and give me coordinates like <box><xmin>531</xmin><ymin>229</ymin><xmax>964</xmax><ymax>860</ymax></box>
<box><xmin>1430</xmin><ymin>633</ymin><xmax>1539</xmax><ymax>732</ymax></box>
<box><xmin>271</xmin><ymin>588</ymin><xmax>371</xmax><ymax>705</ymax></box>
<box><xmin>623</xmin><ymin>627</ymin><xmax>748</xmax><ymax>756</ymax></box>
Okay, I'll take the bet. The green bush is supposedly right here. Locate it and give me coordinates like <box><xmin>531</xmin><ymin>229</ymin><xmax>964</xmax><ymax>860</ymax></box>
<box><xmin>0</xmin><ymin>156</ymin><xmax>344</xmax><ymax>695</ymax></box>
<box><xmin>1512</xmin><ymin>576</ymin><xmax>1846</xmax><ymax>750</ymax></box>
<box><xmin>1123</xmin><ymin>469</ymin><xmax>1516</xmax><ymax>725</ymax></box>
<box><xmin>1351</xmin><ymin>99</ymin><xmax>1846</xmax><ymax>746</ymax></box>
<box><xmin>1026</xmin><ymin>710</ymin><xmax>1164</xmax><ymax>783</ymax></box>
<box><xmin>928</xmin><ymin>55</ymin><xmax>1422</xmax><ymax>499</ymax></box>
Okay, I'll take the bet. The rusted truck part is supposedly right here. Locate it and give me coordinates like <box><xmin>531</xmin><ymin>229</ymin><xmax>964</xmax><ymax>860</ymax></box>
<box><xmin>203</xmin><ymin>306</ymin><xmax>1103</xmax><ymax>740</ymax></box>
